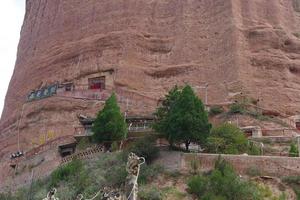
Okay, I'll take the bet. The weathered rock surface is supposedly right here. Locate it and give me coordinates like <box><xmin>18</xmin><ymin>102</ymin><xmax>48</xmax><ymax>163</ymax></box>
<box><xmin>0</xmin><ymin>0</ymin><xmax>300</xmax><ymax>188</ymax></box>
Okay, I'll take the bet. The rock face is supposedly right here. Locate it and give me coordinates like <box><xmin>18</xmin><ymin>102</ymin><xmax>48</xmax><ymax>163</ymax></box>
<box><xmin>0</xmin><ymin>0</ymin><xmax>299</xmax><ymax>188</ymax></box>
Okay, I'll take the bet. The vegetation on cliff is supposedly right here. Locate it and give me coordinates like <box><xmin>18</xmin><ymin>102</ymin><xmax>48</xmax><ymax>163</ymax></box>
<box><xmin>0</xmin><ymin>139</ymin><xmax>161</xmax><ymax>200</ymax></box>
<box><xmin>289</xmin><ymin>143</ymin><xmax>299</xmax><ymax>157</ymax></box>
<box><xmin>187</xmin><ymin>158</ymin><xmax>263</xmax><ymax>200</ymax></box>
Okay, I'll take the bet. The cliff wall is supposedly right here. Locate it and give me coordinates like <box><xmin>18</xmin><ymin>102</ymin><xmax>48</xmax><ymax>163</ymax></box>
<box><xmin>0</xmin><ymin>0</ymin><xmax>299</xmax><ymax>187</ymax></box>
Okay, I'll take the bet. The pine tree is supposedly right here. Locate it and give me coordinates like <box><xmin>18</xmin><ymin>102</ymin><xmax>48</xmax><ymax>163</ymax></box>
<box><xmin>153</xmin><ymin>85</ymin><xmax>181</xmax><ymax>146</ymax></box>
<box><xmin>92</xmin><ymin>93</ymin><xmax>127</xmax><ymax>143</ymax></box>
<box><xmin>289</xmin><ymin>142</ymin><xmax>299</xmax><ymax>157</ymax></box>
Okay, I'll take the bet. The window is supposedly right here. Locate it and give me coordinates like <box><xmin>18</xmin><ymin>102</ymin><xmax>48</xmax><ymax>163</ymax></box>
<box><xmin>88</xmin><ymin>76</ymin><xmax>105</xmax><ymax>90</ymax></box>
<box><xmin>296</xmin><ymin>122</ymin><xmax>300</xmax><ymax>131</ymax></box>
<box><xmin>36</xmin><ymin>90</ymin><xmax>42</xmax><ymax>98</ymax></box>
<box><xmin>28</xmin><ymin>92</ymin><xmax>35</xmax><ymax>101</ymax></box>
<box><xmin>244</xmin><ymin>130</ymin><xmax>253</xmax><ymax>137</ymax></box>
<box><xmin>65</xmin><ymin>83</ymin><xmax>73</xmax><ymax>91</ymax></box>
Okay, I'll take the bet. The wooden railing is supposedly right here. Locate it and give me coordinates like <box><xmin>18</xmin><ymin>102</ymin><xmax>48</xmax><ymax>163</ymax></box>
<box><xmin>61</xmin><ymin>145</ymin><xmax>104</xmax><ymax>165</ymax></box>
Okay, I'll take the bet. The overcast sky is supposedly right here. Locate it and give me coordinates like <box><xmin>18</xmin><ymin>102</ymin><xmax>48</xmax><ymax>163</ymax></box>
<box><xmin>0</xmin><ymin>0</ymin><xmax>25</xmax><ymax>118</ymax></box>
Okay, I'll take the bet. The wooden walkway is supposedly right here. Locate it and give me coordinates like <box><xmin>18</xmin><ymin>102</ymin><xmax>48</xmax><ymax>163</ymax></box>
<box><xmin>61</xmin><ymin>145</ymin><xmax>104</xmax><ymax>165</ymax></box>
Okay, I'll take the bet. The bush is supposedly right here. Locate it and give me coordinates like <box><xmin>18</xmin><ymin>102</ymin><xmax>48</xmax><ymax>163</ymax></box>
<box><xmin>187</xmin><ymin>158</ymin><xmax>263</xmax><ymax>200</ymax></box>
<box><xmin>282</xmin><ymin>176</ymin><xmax>300</xmax><ymax>184</ymax></box>
<box><xmin>247</xmin><ymin>141</ymin><xmax>262</xmax><ymax>155</ymax></box>
<box><xmin>206</xmin><ymin>123</ymin><xmax>248</xmax><ymax>154</ymax></box>
<box><xmin>128</xmin><ymin>136</ymin><xmax>159</xmax><ymax>164</ymax></box>
<box><xmin>229</xmin><ymin>103</ymin><xmax>246</xmax><ymax>114</ymax></box>
<box><xmin>209</xmin><ymin>106</ymin><xmax>224</xmax><ymax>116</ymax></box>
<box><xmin>187</xmin><ymin>175</ymin><xmax>208</xmax><ymax>197</ymax></box>
<box><xmin>282</xmin><ymin>176</ymin><xmax>300</xmax><ymax>199</ymax></box>
<box><xmin>111</xmin><ymin>141</ymin><xmax>119</xmax><ymax>152</ymax></box>
<box><xmin>139</xmin><ymin>186</ymin><xmax>162</xmax><ymax>200</ymax></box>
<box><xmin>289</xmin><ymin>143</ymin><xmax>299</xmax><ymax>157</ymax></box>
<box><xmin>139</xmin><ymin>164</ymin><xmax>164</xmax><ymax>184</ymax></box>
<box><xmin>104</xmin><ymin>162</ymin><xmax>127</xmax><ymax>187</ymax></box>
<box><xmin>49</xmin><ymin>159</ymin><xmax>84</xmax><ymax>187</ymax></box>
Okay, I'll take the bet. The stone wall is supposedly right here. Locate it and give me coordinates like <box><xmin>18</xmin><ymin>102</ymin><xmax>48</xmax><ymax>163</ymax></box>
<box><xmin>182</xmin><ymin>153</ymin><xmax>300</xmax><ymax>177</ymax></box>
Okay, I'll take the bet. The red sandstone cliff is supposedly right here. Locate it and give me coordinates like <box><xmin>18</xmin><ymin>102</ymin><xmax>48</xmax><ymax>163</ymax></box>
<box><xmin>0</xmin><ymin>0</ymin><xmax>300</xmax><ymax>188</ymax></box>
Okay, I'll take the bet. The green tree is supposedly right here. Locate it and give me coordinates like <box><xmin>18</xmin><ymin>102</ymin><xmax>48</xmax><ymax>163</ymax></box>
<box><xmin>153</xmin><ymin>85</ymin><xmax>181</xmax><ymax>146</ymax></box>
<box><xmin>289</xmin><ymin>142</ymin><xmax>299</xmax><ymax>157</ymax></box>
<box><xmin>92</xmin><ymin>93</ymin><xmax>127</xmax><ymax>143</ymax></box>
<box><xmin>206</xmin><ymin>123</ymin><xmax>248</xmax><ymax>154</ymax></box>
<box><xmin>154</xmin><ymin>85</ymin><xmax>211</xmax><ymax>150</ymax></box>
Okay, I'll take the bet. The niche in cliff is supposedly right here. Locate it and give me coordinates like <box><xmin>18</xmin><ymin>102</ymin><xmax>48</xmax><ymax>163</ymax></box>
<box><xmin>289</xmin><ymin>65</ymin><xmax>300</xmax><ymax>74</ymax></box>
<box><xmin>145</xmin><ymin>65</ymin><xmax>194</xmax><ymax>78</ymax></box>
<box><xmin>137</xmin><ymin>35</ymin><xmax>174</xmax><ymax>54</ymax></box>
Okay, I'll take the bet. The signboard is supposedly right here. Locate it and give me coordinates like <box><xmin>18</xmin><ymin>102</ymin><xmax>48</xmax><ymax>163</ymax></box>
<box><xmin>27</xmin><ymin>84</ymin><xmax>58</xmax><ymax>101</ymax></box>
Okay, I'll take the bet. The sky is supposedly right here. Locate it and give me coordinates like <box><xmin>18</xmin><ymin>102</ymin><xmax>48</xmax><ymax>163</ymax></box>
<box><xmin>0</xmin><ymin>0</ymin><xmax>25</xmax><ymax>118</ymax></box>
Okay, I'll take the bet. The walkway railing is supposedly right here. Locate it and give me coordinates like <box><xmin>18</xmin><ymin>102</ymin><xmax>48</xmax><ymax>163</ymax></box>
<box><xmin>61</xmin><ymin>145</ymin><xmax>104</xmax><ymax>165</ymax></box>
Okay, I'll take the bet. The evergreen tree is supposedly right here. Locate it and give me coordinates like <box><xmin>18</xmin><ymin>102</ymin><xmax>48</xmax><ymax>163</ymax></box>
<box><xmin>154</xmin><ymin>85</ymin><xmax>211</xmax><ymax>150</ymax></box>
<box><xmin>153</xmin><ymin>85</ymin><xmax>181</xmax><ymax>146</ymax></box>
<box><xmin>92</xmin><ymin>93</ymin><xmax>127</xmax><ymax>143</ymax></box>
<box><xmin>289</xmin><ymin>142</ymin><xmax>299</xmax><ymax>157</ymax></box>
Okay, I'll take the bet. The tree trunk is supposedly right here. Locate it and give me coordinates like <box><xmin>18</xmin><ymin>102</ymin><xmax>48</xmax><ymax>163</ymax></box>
<box><xmin>185</xmin><ymin>141</ymin><xmax>190</xmax><ymax>151</ymax></box>
<box><xmin>169</xmin><ymin>142</ymin><xmax>174</xmax><ymax>150</ymax></box>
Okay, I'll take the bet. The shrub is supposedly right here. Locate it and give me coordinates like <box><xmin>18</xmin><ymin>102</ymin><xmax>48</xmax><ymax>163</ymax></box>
<box><xmin>206</xmin><ymin>123</ymin><xmax>248</xmax><ymax>154</ymax></box>
<box><xmin>104</xmin><ymin>163</ymin><xmax>127</xmax><ymax>187</ymax></box>
<box><xmin>139</xmin><ymin>186</ymin><xmax>162</xmax><ymax>200</ymax></box>
<box><xmin>139</xmin><ymin>164</ymin><xmax>164</xmax><ymax>184</ymax></box>
<box><xmin>282</xmin><ymin>176</ymin><xmax>300</xmax><ymax>184</ymax></box>
<box><xmin>111</xmin><ymin>141</ymin><xmax>119</xmax><ymax>151</ymax></box>
<box><xmin>282</xmin><ymin>176</ymin><xmax>300</xmax><ymax>199</ymax></box>
<box><xmin>0</xmin><ymin>190</ymin><xmax>28</xmax><ymax>200</ymax></box>
<box><xmin>247</xmin><ymin>110</ymin><xmax>270</xmax><ymax>121</ymax></box>
<box><xmin>49</xmin><ymin>159</ymin><xmax>83</xmax><ymax>187</ymax></box>
<box><xmin>279</xmin><ymin>193</ymin><xmax>287</xmax><ymax>200</ymax></box>
<box><xmin>0</xmin><ymin>193</ymin><xmax>14</xmax><ymax>200</ymax></box>
<box><xmin>128</xmin><ymin>136</ymin><xmax>159</xmax><ymax>164</ymax></box>
<box><xmin>161</xmin><ymin>186</ymin><xmax>186</xmax><ymax>200</ymax></box>
<box><xmin>187</xmin><ymin>158</ymin><xmax>263</xmax><ymax>200</ymax></box>
<box><xmin>247</xmin><ymin>141</ymin><xmax>262</xmax><ymax>155</ymax></box>
<box><xmin>187</xmin><ymin>175</ymin><xmax>208</xmax><ymax>197</ymax></box>
<box><xmin>202</xmin><ymin>194</ymin><xmax>227</xmax><ymax>200</ymax></box>
<box><xmin>289</xmin><ymin>143</ymin><xmax>299</xmax><ymax>157</ymax></box>
<box><xmin>229</xmin><ymin>103</ymin><xmax>246</xmax><ymax>114</ymax></box>
<box><xmin>102</xmin><ymin>154</ymin><xmax>127</xmax><ymax>187</ymax></box>
<box><xmin>209</xmin><ymin>106</ymin><xmax>224</xmax><ymax>116</ymax></box>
